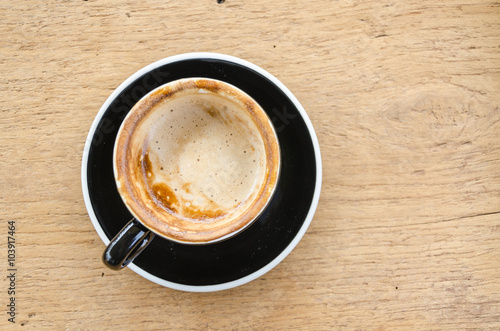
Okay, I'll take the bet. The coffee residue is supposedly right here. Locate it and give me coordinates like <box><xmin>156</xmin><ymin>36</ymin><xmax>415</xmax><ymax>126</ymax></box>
<box><xmin>140</xmin><ymin>151</ymin><xmax>227</xmax><ymax>221</ymax></box>
<box><xmin>139</xmin><ymin>150</ymin><xmax>154</xmax><ymax>180</ymax></box>
<box><xmin>181</xmin><ymin>205</ymin><xmax>226</xmax><ymax>220</ymax></box>
<box><xmin>205</xmin><ymin>106</ymin><xmax>219</xmax><ymax>118</ymax></box>
<box><xmin>152</xmin><ymin>182</ymin><xmax>179</xmax><ymax>213</ymax></box>
<box><xmin>181</xmin><ymin>182</ymin><xmax>192</xmax><ymax>193</ymax></box>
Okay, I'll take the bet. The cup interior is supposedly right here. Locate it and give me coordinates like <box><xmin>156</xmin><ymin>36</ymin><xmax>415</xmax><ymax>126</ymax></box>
<box><xmin>113</xmin><ymin>78</ymin><xmax>281</xmax><ymax>244</ymax></box>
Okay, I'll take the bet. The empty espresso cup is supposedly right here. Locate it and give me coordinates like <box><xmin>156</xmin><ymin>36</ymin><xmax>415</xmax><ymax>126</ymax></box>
<box><xmin>103</xmin><ymin>78</ymin><xmax>281</xmax><ymax>269</ymax></box>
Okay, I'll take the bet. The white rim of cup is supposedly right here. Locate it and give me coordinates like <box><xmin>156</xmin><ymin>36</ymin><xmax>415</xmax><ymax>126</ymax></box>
<box><xmin>81</xmin><ymin>52</ymin><xmax>322</xmax><ymax>292</ymax></box>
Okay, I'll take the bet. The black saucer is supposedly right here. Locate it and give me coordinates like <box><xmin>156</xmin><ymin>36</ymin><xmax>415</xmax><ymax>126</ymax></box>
<box><xmin>82</xmin><ymin>54</ymin><xmax>320</xmax><ymax>291</ymax></box>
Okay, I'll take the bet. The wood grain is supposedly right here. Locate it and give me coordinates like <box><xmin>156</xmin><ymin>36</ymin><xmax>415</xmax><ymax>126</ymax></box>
<box><xmin>1</xmin><ymin>0</ymin><xmax>499</xmax><ymax>329</ymax></box>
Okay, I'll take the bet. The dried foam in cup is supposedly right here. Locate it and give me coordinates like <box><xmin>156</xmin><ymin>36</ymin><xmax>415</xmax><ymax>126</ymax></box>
<box><xmin>113</xmin><ymin>78</ymin><xmax>280</xmax><ymax>243</ymax></box>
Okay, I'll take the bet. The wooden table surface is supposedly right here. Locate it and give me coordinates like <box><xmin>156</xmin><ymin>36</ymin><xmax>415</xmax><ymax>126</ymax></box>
<box><xmin>1</xmin><ymin>0</ymin><xmax>500</xmax><ymax>329</ymax></box>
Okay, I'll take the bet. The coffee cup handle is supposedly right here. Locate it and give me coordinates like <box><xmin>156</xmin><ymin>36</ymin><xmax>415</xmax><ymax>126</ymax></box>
<box><xmin>102</xmin><ymin>219</ymin><xmax>155</xmax><ymax>270</ymax></box>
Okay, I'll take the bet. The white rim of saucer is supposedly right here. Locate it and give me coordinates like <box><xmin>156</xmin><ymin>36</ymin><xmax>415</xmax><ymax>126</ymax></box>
<box><xmin>81</xmin><ymin>52</ymin><xmax>322</xmax><ymax>292</ymax></box>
